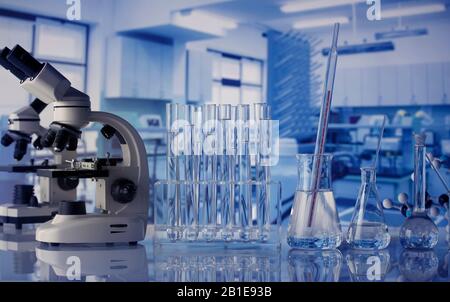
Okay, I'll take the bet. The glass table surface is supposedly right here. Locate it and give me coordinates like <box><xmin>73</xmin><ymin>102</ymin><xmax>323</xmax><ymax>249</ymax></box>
<box><xmin>0</xmin><ymin>226</ymin><xmax>448</xmax><ymax>282</ymax></box>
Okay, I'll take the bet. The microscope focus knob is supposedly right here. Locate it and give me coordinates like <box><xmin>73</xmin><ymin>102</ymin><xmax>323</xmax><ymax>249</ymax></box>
<box><xmin>111</xmin><ymin>179</ymin><xmax>136</xmax><ymax>204</ymax></box>
<box><xmin>58</xmin><ymin>177</ymin><xmax>80</xmax><ymax>191</ymax></box>
<box><xmin>59</xmin><ymin>201</ymin><xmax>86</xmax><ymax>215</ymax></box>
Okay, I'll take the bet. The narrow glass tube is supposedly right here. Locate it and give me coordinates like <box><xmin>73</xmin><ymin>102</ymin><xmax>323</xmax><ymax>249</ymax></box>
<box><xmin>235</xmin><ymin>104</ymin><xmax>252</xmax><ymax>240</ymax></box>
<box><xmin>223</xmin><ymin>106</ymin><xmax>238</xmax><ymax>240</ymax></box>
<box><xmin>183</xmin><ymin>106</ymin><xmax>203</xmax><ymax>241</ymax></box>
<box><xmin>254</xmin><ymin>103</ymin><xmax>272</xmax><ymax>241</ymax></box>
<box><xmin>218</xmin><ymin>104</ymin><xmax>231</xmax><ymax>238</ymax></box>
<box><xmin>166</xmin><ymin>103</ymin><xmax>188</xmax><ymax>240</ymax></box>
<box><xmin>201</xmin><ymin>104</ymin><xmax>218</xmax><ymax>240</ymax></box>
<box><xmin>399</xmin><ymin>134</ymin><xmax>439</xmax><ymax>249</ymax></box>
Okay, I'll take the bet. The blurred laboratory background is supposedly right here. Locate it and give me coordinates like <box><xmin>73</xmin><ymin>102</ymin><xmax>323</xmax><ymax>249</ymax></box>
<box><xmin>0</xmin><ymin>0</ymin><xmax>449</xmax><ymax>226</ymax></box>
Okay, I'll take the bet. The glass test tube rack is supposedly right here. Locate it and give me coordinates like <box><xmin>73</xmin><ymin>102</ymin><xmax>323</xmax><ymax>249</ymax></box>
<box><xmin>154</xmin><ymin>180</ymin><xmax>281</xmax><ymax>248</ymax></box>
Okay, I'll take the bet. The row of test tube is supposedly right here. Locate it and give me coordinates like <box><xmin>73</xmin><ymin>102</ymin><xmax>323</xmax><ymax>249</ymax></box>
<box><xmin>164</xmin><ymin>103</ymin><xmax>275</xmax><ymax>242</ymax></box>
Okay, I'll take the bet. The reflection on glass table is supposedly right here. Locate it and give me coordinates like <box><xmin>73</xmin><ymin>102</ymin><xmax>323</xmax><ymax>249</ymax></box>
<box><xmin>398</xmin><ymin>249</ymin><xmax>439</xmax><ymax>282</ymax></box>
<box><xmin>154</xmin><ymin>247</ymin><xmax>281</xmax><ymax>282</ymax></box>
<box><xmin>0</xmin><ymin>226</ymin><xmax>448</xmax><ymax>282</ymax></box>
<box><xmin>35</xmin><ymin>244</ymin><xmax>148</xmax><ymax>282</ymax></box>
<box><xmin>345</xmin><ymin>249</ymin><xmax>390</xmax><ymax>282</ymax></box>
<box><xmin>288</xmin><ymin>249</ymin><xmax>342</xmax><ymax>282</ymax></box>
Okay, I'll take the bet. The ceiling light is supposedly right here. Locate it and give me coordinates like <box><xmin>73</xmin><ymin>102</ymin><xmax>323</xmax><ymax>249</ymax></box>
<box><xmin>381</xmin><ymin>4</ymin><xmax>446</xmax><ymax>19</ymax></box>
<box><xmin>293</xmin><ymin>17</ymin><xmax>349</xmax><ymax>29</ymax></box>
<box><xmin>281</xmin><ymin>0</ymin><xmax>364</xmax><ymax>14</ymax></box>
<box><xmin>172</xmin><ymin>10</ymin><xmax>237</xmax><ymax>36</ymax></box>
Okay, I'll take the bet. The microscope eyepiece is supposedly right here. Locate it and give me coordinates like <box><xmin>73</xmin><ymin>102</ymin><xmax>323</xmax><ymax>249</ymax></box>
<box><xmin>0</xmin><ymin>47</ymin><xmax>27</xmax><ymax>81</ymax></box>
<box><xmin>7</xmin><ymin>45</ymin><xmax>44</xmax><ymax>79</ymax></box>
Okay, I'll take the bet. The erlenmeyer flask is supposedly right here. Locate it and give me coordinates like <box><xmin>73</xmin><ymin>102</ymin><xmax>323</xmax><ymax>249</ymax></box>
<box><xmin>287</xmin><ymin>154</ymin><xmax>342</xmax><ymax>249</ymax></box>
<box><xmin>347</xmin><ymin>167</ymin><xmax>391</xmax><ymax>250</ymax></box>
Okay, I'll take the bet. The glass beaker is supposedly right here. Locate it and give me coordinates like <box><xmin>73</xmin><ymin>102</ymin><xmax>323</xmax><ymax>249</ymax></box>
<box><xmin>287</xmin><ymin>154</ymin><xmax>342</xmax><ymax>249</ymax></box>
<box><xmin>346</xmin><ymin>167</ymin><xmax>391</xmax><ymax>250</ymax></box>
<box><xmin>399</xmin><ymin>134</ymin><xmax>439</xmax><ymax>249</ymax></box>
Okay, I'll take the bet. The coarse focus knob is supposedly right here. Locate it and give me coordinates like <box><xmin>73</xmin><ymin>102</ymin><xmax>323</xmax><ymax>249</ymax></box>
<box><xmin>58</xmin><ymin>177</ymin><xmax>79</xmax><ymax>191</ymax></box>
<box><xmin>59</xmin><ymin>201</ymin><xmax>86</xmax><ymax>215</ymax></box>
<box><xmin>111</xmin><ymin>179</ymin><xmax>136</xmax><ymax>204</ymax></box>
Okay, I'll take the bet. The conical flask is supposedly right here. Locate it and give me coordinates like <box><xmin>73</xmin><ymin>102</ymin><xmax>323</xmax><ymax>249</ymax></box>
<box><xmin>346</xmin><ymin>167</ymin><xmax>391</xmax><ymax>250</ymax></box>
<box><xmin>287</xmin><ymin>154</ymin><xmax>342</xmax><ymax>249</ymax></box>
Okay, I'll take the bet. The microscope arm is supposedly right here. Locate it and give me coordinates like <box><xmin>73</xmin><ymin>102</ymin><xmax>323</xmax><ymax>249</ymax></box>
<box><xmin>89</xmin><ymin>111</ymin><xmax>149</xmax><ymax>219</ymax></box>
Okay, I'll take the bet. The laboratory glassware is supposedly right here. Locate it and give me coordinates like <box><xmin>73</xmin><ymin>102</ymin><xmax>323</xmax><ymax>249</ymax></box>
<box><xmin>154</xmin><ymin>180</ymin><xmax>281</xmax><ymax>246</ymax></box>
<box><xmin>346</xmin><ymin>167</ymin><xmax>391</xmax><ymax>250</ymax></box>
<box><xmin>399</xmin><ymin>134</ymin><xmax>439</xmax><ymax>249</ymax></box>
<box><xmin>166</xmin><ymin>103</ymin><xmax>189</xmax><ymax>240</ymax></box>
<box><xmin>217</xmin><ymin>104</ymin><xmax>232</xmax><ymax>240</ymax></box>
<box><xmin>201</xmin><ymin>104</ymin><xmax>219</xmax><ymax>240</ymax></box>
<box><xmin>254</xmin><ymin>103</ymin><xmax>272</xmax><ymax>241</ymax></box>
<box><xmin>288</xmin><ymin>249</ymin><xmax>342</xmax><ymax>282</ymax></box>
<box><xmin>182</xmin><ymin>105</ymin><xmax>202</xmax><ymax>240</ymax></box>
<box><xmin>287</xmin><ymin>154</ymin><xmax>343</xmax><ymax>249</ymax></box>
<box><xmin>235</xmin><ymin>104</ymin><xmax>252</xmax><ymax>240</ymax></box>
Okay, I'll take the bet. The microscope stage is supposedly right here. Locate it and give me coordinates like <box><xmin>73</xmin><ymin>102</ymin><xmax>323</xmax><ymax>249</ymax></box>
<box><xmin>0</xmin><ymin>165</ymin><xmax>57</xmax><ymax>173</ymax></box>
<box><xmin>36</xmin><ymin>169</ymin><xmax>109</xmax><ymax>178</ymax></box>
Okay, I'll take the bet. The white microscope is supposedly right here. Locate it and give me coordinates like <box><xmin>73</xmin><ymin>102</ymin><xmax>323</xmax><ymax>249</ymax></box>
<box><xmin>0</xmin><ymin>97</ymin><xmax>78</xmax><ymax>229</ymax></box>
<box><xmin>0</xmin><ymin>45</ymin><xmax>149</xmax><ymax>245</ymax></box>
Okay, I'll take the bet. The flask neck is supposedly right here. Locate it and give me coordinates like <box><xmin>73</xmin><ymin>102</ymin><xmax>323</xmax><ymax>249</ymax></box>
<box><xmin>361</xmin><ymin>167</ymin><xmax>376</xmax><ymax>184</ymax></box>
<box><xmin>296</xmin><ymin>154</ymin><xmax>332</xmax><ymax>191</ymax></box>
<box><xmin>413</xmin><ymin>143</ymin><xmax>427</xmax><ymax>213</ymax></box>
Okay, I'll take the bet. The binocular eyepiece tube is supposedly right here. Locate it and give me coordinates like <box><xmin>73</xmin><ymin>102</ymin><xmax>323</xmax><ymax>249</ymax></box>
<box><xmin>0</xmin><ymin>45</ymin><xmax>44</xmax><ymax>81</ymax></box>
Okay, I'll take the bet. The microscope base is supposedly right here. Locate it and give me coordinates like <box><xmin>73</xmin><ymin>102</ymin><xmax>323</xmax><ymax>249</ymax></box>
<box><xmin>35</xmin><ymin>214</ymin><xmax>146</xmax><ymax>244</ymax></box>
<box><xmin>0</xmin><ymin>204</ymin><xmax>58</xmax><ymax>229</ymax></box>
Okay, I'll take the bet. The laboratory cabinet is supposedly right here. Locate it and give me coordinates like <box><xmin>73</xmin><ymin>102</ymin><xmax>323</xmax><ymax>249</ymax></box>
<box><xmin>444</xmin><ymin>62</ymin><xmax>450</xmax><ymax>104</ymax></box>
<box><xmin>335</xmin><ymin>62</ymin><xmax>450</xmax><ymax>107</ymax></box>
<box><xmin>410</xmin><ymin>64</ymin><xmax>428</xmax><ymax>105</ymax></box>
<box><xmin>426</xmin><ymin>63</ymin><xmax>445</xmax><ymax>105</ymax></box>
<box><xmin>344</xmin><ymin>68</ymin><xmax>363</xmax><ymax>107</ymax></box>
<box><xmin>361</xmin><ymin>66</ymin><xmax>380</xmax><ymax>107</ymax></box>
<box><xmin>187</xmin><ymin>50</ymin><xmax>213</xmax><ymax>103</ymax></box>
<box><xmin>105</xmin><ymin>36</ymin><xmax>173</xmax><ymax>100</ymax></box>
<box><xmin>378</xmin><ymin>65</ymin><xmax>397</xmax><ymax>105</ymax></box>
<box><xmin>332</xmin><ymin>68</ymin><xmax>346</xmax><ymax>107</ymax></box>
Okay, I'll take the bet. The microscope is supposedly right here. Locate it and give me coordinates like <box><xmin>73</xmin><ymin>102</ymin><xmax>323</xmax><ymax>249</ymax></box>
<box><xmin>0</xmin><ymin>93</ymin><xmax>77</xmax><ymax>229</ymax></box>
<box><xmin>0</xmin><ymin>45</ymin><xmax>149</xmax><ymax>245</ymax></box>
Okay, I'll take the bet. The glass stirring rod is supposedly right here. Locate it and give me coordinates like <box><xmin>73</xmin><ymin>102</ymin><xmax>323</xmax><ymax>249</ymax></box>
<box><xmin>308</xmin><ymin>23</ymin><xmax>340</xmax><ymax>227</ymax></box>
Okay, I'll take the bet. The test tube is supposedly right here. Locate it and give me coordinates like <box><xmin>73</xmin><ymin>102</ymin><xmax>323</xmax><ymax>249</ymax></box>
<box><xmin>166</xmin><ymin>103</ymin><xmax>188</xmax><ymax>240</ymax></box>
<box><xmin>217</xmin><ymin>105</ymin><xmax>232</xmax><ymax>236</ymax></box>
<box><xmin>222</xmin><ymin>105</ymin><xmax>238</xmax><ymax>240</ymax></box>
<box><xmin>254</xmin><ymin>103</ymin><xmax>272</xmax><ymax>241</ymax></box>
<box><xmin>235</xmin><ymin>104</ymin><xmax>252</xmax><ymax>240</ymax></box>
<box><xmin>201</xmin><ymin>104</ymin><xmax>218</xmax><ymax>240</ymax></box>
<box><xmin>183</xmin><ymin>105</ymin><xmax>202</xmax><ymax>240</ymax></box>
